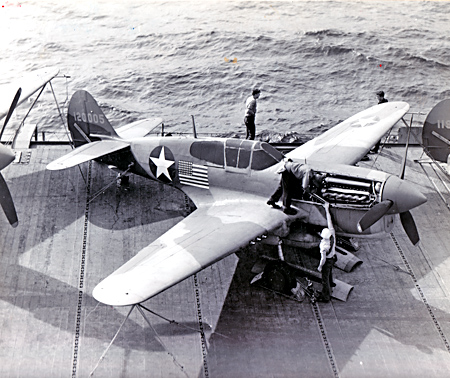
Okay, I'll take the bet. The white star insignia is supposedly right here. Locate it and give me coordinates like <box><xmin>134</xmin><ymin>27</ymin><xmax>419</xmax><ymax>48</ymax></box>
<box><xmin>359</xmin><ymin>116</ymin><xmax>380</xmax><ymax>128</ymax></box>
<box><xmin>150</xmin><ymin>146</ymin><xmax>174</xmax><ymax>181</ymax></box>
<box><xmin>349</xmin><ymin>116</ymin><xmax>380</xmax><ymax>128</ymax></box>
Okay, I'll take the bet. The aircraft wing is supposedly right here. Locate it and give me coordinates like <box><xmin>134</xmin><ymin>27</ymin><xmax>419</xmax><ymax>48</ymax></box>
<box><xmin>46</xmin><ymin>139</ymin><xmax>130</xmax><ymax>170</ymax></box>
<box><xmin>0</xmin><ymin>68</ymin><xmax>60</xmax><ymax>120</ymax></box>
<box><xmin>93</xmin><ymin>197</ymin><xmax>290</xmax><ymax>306</ymax></box>
<box><xmin>287</xmin><ymin>101</ymin><xmax>410</xmax><ymax>165</ymax></box>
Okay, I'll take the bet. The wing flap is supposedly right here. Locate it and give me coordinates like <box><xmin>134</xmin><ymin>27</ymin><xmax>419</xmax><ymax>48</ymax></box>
<box><xmin>46</xmin><ymin>139</ymin><xmax>130</xmax><ymax>170</ymax></box>
<box><xmin>287</xmin><ymin>102</ymin><xmax>410</xmax><ymax>165</ymax></box>
<box><xmin>93</xmin><ymin>199</ymin><xmax>290</xmax><ymax>306</ymax></box>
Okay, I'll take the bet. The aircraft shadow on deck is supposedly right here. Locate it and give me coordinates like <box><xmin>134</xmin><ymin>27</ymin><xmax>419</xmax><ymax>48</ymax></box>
<box><xmin>87</xmin><ymin>162</ymin><xmax>193</xmax><ymax>231</ymax></box>
<box><xmin>202</xmin><ymin>240</ymin><xmax>450</xmax><ymax>377</ymax></box>
<box><xmin>0</xmin><ymin>160</ymin><xmax>190</xmax><ymax>256</ymax></box>
<box><xmin>0</xmin><ymin>264</ymin><xmax>205</xmax><ymax>353</ymax></box>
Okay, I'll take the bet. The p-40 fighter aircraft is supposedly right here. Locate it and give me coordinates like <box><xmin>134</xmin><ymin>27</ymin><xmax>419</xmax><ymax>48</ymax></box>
<box><xmin>47</xmin><ymin>90</ymin><xmax>427</xmax><ymax>306</ymax></box>
<box><xmin>0</xmin><ymin>68</ymin><xmax>59</xmax><ymax>227</ymax></box>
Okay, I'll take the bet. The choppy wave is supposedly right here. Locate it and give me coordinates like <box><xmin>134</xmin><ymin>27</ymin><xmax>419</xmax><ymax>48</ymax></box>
<box><xmin>2</xmin><ymin>0</ymin><xmax>450</xmax><ymax>139</ymax></box>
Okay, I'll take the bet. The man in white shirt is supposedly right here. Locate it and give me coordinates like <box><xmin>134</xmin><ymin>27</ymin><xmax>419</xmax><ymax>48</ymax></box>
<box><xmin>244</xmin><ymin>88</ymin><xmax>261</xmax><ymax>140</ymax></box>
<box><xmin>317</xmin><ymin>202</ymin><xmax>337</xmax><ymax>302</ymax></box>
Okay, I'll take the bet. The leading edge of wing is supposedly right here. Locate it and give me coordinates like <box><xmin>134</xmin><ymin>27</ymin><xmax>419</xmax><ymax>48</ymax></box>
<box><xmin>0</xmin><ymin>68</ymin><xmax>60</xmax><ymax>120</ymax></box>
<box><xmin>92</xmin><ymin>198</ymin><xmax>290</xmax><ymax>306</ymax></box>
<box><xmin>46</xmin><ymin>139</ymin><xmax>130</xmax><ymax>170</ymax></box>
<box><xmin>287</xmin><ymin>101</ymin><xmax>410</xmax><ymax>165</ymax></box>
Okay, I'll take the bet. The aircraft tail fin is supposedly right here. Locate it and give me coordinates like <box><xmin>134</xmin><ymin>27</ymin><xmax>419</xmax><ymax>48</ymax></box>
<box><xmin>422</xmin><ymin>99</ymin><xmax>450</xmax><ymax>162</ymax></box>
<box><xmin>68</xmin><ymin>90</ymin><xmax>120</xmax><ymax>147</ymax></box>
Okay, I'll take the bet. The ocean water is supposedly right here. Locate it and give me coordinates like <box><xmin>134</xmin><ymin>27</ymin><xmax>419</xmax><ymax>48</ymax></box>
<box><xmin>1</xmin><ymin>0</ymin><xmax>449</xmax><ymax>140</ymax></box>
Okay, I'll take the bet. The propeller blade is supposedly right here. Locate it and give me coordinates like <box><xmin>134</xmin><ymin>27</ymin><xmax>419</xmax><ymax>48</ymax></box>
<box><xmin>0</xmin><ymin>143</ymin><xmax>15</xmax><ymax>170</ymax></box>
<box><xmin>0</xmin><ymin>172</ymin><xmax>18</xmax><ymax>227</ymax></box>
<box><xmin>400</xmin><ymin>211</ymin><xmax>420</xmax><ymax>245</ymax></box>
<box><xmin>357</xmin><ymin>200</ymin><xmax>393</xmax><ymax>232</ymax></box>
<box><xmin>0</xmin><ymin>88</ymin><xmax>22</xmax><ymax>141</ymax></box>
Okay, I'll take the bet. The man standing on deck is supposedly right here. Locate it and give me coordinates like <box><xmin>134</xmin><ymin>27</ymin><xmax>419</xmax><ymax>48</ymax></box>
<box><xmin>372</xmin><ymin>90</ymin><xmax>389</xmax><ymax>153</ymax></box>
<box><xmin>376</xmin><ymin>90</ymin><xmax>388</xmax><ymax>105</ymax></box>
<box><xmin>244</xmin><ymin>88</ymin><xmax>261</xmax><ymax>140</ymax></box>
<box><xmin>317</xmin><ymin>202</ymin><xmax>337</xmax><ymax>303</ymax></box>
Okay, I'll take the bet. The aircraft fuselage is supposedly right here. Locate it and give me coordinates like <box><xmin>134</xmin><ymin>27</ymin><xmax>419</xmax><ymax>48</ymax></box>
<box><xmin>95</xmin><ymin>135</ymin><xmax>425</xmax><ymax>239</ymax></box>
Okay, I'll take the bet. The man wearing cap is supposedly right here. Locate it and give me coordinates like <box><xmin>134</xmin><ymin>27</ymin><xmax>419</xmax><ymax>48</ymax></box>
<box><xmin>244</xmin><ymin>88</ymin><xmax>261</xmax><ymax>140</ymax></box>
<box><xmin>317</xmin><ymin>202</ymin><xmax>337</xmax><ymax>302</ymax></box>
<box><xmin>267</xmin><ymin>158</ymin><xmax>310</xmax><ymax>215</ymax></box>
<box><xmin>376</xmin><ymin>90</ymin><xmax>388</xmax><ymax>104</ymax></box>
<box><xmin>372</xmin><ymin>91</ymin><xmax>389</xmax><ymax>153</ymax></box>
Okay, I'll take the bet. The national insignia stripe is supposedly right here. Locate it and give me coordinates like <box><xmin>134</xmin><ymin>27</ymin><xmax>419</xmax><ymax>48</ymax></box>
<box><xmin>178</xmin><ymin>161</ymin><xmax>209</xmax><ymax>189</ymax></box>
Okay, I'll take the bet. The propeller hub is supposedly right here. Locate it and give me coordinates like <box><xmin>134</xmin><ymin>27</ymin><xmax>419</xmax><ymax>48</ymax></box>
<box><xmin>382</xmin><ymin>175</ymin><xmax>427</xmax><ymax>214</ymax></box>
<box><xmin>0</xmin><ymin>144</ymin><xmax>15</xmax><ymax>170</ymax></box>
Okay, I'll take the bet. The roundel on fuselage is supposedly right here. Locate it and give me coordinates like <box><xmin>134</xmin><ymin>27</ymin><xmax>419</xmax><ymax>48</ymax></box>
<box><xmin>149</xmin><ymin>146</ymin><xmax>176</xmax><ymax>183</ymax></box>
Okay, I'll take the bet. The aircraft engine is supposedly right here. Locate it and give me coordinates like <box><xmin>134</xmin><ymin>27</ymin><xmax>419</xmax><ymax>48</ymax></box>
<box><xmin>319</xmin><ymin>175</ymin><xmax>380</xmax><ymax>206</ymax></box>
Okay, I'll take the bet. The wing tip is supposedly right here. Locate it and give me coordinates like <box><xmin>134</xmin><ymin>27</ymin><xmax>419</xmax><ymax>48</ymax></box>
<box><xmin>93</xmin><ymin>280</ymin><xmax>147</xmax><ymax>307</ymax></box>
<box><xmin>46</xmin><ymin>162</ymin><xmax>68</xmax><ymax>171</ymax></box>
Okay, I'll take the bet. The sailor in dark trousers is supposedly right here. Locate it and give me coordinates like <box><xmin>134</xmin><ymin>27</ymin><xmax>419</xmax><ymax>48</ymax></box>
<box><xmin>372</xmin><ymin>90</ymin><xmax>389</xmax><ymax>153</ymax></box>
<box><xmin>244</xmin><ymin>88</ymin><xmax>261</xmax><ymax>140</ymax></box>
<box><xmin>317</xmin><ymin>202</ymin><xmax>337</xmax><ymax>302</ymax></box>
<box><xmin>267</xmin><ymin>158</ymin><xmax>310</xmax><ymax>215</ymax></box>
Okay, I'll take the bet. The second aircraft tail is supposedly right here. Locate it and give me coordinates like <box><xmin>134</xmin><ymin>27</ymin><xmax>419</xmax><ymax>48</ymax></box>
<box><xmin>68</xmin><ymin>90</ymin><xmax>120</xmax><ymax>147</ymax></box>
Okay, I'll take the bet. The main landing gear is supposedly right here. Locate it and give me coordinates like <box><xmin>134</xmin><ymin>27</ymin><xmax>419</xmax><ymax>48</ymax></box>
<box><xmin>251</xmin><ymin>239</ymin><xmax>318</xmax><ymax>303</ymax></box>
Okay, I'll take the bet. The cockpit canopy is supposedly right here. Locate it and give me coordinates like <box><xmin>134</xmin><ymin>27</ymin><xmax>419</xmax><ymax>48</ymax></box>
<box><xmin>190</xmin><ymin>139</ymin><xmax>283</xmax><ymax>170</ymax></box>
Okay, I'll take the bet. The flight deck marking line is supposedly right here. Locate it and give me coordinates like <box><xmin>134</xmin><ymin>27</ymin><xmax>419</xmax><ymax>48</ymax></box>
<box><xmin>185</xmin><ymin>193</ymin><xmax>209</xmax><ymax>377</ymax></box>
<box><xmin>390</xmin><ymin>232</ymin><xmax>450</xmax><ymax>353</ymax></box>
<box><xmin>311</xmin><ymin>302</ymin><xmax>341</xmax><ymax>378</ymax></box>
<box><xmin>194</xmin><ymin>274</ymin><xmax>209</xmax><ymax>378</ymax></box>
<box><xmin>71</xmin><ymin>161</ymin><xmax>92</xmax><ymax>378</ymax></box>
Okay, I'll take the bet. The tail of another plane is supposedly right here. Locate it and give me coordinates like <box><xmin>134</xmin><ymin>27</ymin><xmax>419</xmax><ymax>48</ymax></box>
<box><xmin>68</xmin><ymin>90</ymin><xmax>120</xmax><ymax>147</ymax></box>
<box><xmin>422</xmin><ymin>99</ymin><xmax>450</xmax><ymax>163</ymax></box>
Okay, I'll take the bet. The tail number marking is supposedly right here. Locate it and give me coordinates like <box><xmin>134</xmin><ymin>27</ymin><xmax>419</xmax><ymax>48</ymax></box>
<box><xmin>75</xmin><ymin>112</ymin><xmax>105</xmax><ymax>124</ymax></box>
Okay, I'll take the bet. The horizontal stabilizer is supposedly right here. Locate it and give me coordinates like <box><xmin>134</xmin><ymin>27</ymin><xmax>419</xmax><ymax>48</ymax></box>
<box><xmin>116</xmin><ymin>118</ymin><xmax>163</xmax><ymax>139</ymax></box>
<box><xmin>46</xmin><ymin>139</ymin><xmax>130</xmax><ymax>170</ymax></box>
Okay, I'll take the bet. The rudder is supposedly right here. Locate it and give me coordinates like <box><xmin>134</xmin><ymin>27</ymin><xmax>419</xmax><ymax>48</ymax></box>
<box><xmin>68</xmin><ymin>90</ymin><xmax>119</xmax><ymax>147</ymax></box>
<box><xmin>422</xmin><ymin>99</ymin><xmax>450</xmax><ymax>162</ymax></box>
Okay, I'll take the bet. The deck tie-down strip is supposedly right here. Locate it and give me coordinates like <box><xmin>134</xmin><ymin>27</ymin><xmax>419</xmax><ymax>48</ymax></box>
<box><xmin>72</xmin><ymin>162</ymin><xmax>92</xmax><ymax>378</ymax></box>
<box><xmin>311</xmin><ymin>301</ymin><xmax>341</xmax><ymax>378</ymax></box>
<box><xmin>390</xmin><ymin>232</ymin><xmax>450</xmax><ymax>353</ymax></box>
<box><xmin>186</xmin><ymin>192</ymin><xmax>209</xmax><ymax>378</ymax></box>
<box><xmin>193</xmin><ymin>274</ymin><xmax>209</xmax><ymax>378</ymax></box>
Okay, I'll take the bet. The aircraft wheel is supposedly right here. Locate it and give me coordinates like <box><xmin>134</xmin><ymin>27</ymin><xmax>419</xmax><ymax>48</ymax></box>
<box><xmin>263</xmin><ymin>262</ymin><xmax>295</xmax><ymax>294</ymax></box>
<box><xmin>118</xmin><ymin>175</ymin><xmax>130</xmax><ymax>186</ymax></box>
